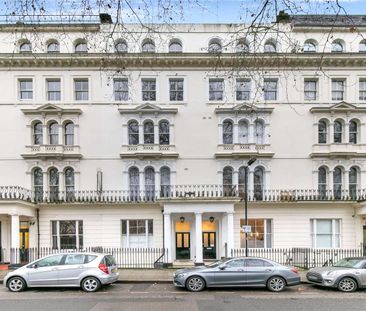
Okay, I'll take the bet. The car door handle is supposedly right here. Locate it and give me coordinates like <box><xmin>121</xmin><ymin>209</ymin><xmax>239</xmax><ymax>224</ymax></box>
<box><xmin>265</xmin><ymin>269</ymin><xmax>273</xmax><ymax>272</ymax></box>
<box><xmin>78</xmin><ymin>266</ymin><xmax>84</xmax><ymax>268</ymax></box>
<box><xmin>51</xmin><ymin>268</ymin><xmax>58</xmax><ymax>271</ymax></box>
<box><xmin>238</xmin><ymin>269</ymin><xmax>244</xmax><ymax>272</ymax></box>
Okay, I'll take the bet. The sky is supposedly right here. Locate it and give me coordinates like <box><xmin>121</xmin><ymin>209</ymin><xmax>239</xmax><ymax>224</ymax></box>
<box><xmin>0</xmin><ymin>0</ymin><xmax>365</xmax><ymax>24</ymax></box>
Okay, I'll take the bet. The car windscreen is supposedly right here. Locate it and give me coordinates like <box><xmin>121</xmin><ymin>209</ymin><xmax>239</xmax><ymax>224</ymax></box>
<box><xmin>333</xmin><ymin>258</ymin><xmax>365</xmax><ymax>268</ymax></box>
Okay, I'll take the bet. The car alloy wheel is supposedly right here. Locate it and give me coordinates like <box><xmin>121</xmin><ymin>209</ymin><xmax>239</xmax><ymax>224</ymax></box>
<box><xmin>338</xmin><ymin>277</ymin><xmax>357</xmax><ymax>292</ymax></box>
<box><xmin>81</xmin><ymin>277</ymin><xmax>101</xmax><ymax>292</ymax></box>
<box><xmin>8</xmin><ymin>277</ymin><xmax>26</xmax><ymax>292</ymax></box>
<box><xmin>186</xmin><ymin>276</ymin><xmax>205</xmax><ymax>292</ymax></box>
<box><xmin>267</xmin><ymin>276</ymin><xmax>286</xmax><ymax>292</ymax></box>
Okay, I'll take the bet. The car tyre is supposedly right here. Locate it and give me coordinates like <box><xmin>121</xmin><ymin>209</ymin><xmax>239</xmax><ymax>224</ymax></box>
<box><xmin>81</xmin><ymin>276</ymin><xmax>101</xmax><ymax>292</ymax></box>
<box><xmin>337</xmin><ymin>277</ymin><xmax>357</xmax><ymax>292</ymax></box>
<box><xmin>267</xmin><ymin>276</ymin><xmax>286</xmax><ymax>292</ymax></box>
<box><xmin>7</xmin><ymin>276</ymin><xmax>26</xmax><ymax>292</ymax></box>
<box><xmin>186</xmin><ymin>276</ymin><xmax>205</xmax><ymax>292</ymax></box>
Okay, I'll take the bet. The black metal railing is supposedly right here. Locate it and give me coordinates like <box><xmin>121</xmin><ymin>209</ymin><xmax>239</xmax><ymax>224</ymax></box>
<box><xmin>1</xmin><ymin>185</ymin><xmax>366</xmax><ymax>204</ymax></box>
<box><xmin>231</xmin><ymin>246</ymin><xmax>365</xmax><ymax>269</ymax></box>
<box><xmin>6</xmin><ymin>247</ymin><xmax>168</xmax><ymax>269</ymax></box>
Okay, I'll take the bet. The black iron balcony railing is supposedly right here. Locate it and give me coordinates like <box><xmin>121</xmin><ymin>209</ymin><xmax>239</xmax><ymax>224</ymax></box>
<box><xmin>0</xmin><ymin>185</ymin><xmax>365</xmax><ymax>204</ymax></box>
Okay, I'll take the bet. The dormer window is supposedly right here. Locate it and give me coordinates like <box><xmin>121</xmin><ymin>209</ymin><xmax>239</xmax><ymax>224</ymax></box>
<box><xmin>169</xmin><ymin>39</ymin><xmax>182</xmax><ymax>53</ymax></box>
<box><xmin>236</xmin><ymin>39</ymin><xmax>249</xmax><ymax>53</ymax></box>
<box><xmin>74</xmin><ymin>40</ymin><xmax>88</xmax><ymax>53</ymax></box>
<box><xmin>303</xmin><ymin>40</ymin><xmax>317</xmax><ymax>53</ymax></box>
<box><xmin>142</xmin><ymin>39</ymin><xmax>155</xmax><ymax>53</ymax></box>
<box><xmin>331</xmin><ymin>40</ymin><xmax>344</xmax><ymax>53</ymax></box>
<box><xmin>47</xmin><ymin>40</ymin><xmax>60</xmax><ymax>53</ymax></box>
<box><xmin>115</xmin><ymin>40</ymin><xmax>128</xmax><ymax>53</ymax></box>
<box><xmin>208</xmin><ymin>39</ymin><xmax>222</xmax><ymax>53</ymax></box>
<box><xmin>19</xmin><ymin>41</ymin><xmax>32</xmax><ymax>53</ymax></box>
<box><xmin>264</xmin><ymin>40</ymin><xmax>277</xmax><ymax>53</ymax></box>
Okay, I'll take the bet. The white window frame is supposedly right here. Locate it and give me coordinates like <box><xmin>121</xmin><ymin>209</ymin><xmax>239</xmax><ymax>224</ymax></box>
<box><xmin>141</xmin><ymin>78</ymin><xmax>157</xmax><ymax>101</ymax></box>
<box><xmin>263</xmin><ymin>78</ymin><xmax>278</xmax><ymax>101</ymax></box>
<box><xmin>18</xmin><ymin>78</ymin><xmax>33</xmax><ymax>100</ymax></box>
<box><xmin>359</xmin><ymin>79</ymin><xmax>366</xmax><ymax>101</ymax></box>
<box><xmin>114</xmin><ymin>78</ymin><xmax>129</xmax><ymax>101</ymax></box>
<box><xmin>74</xmin><ymin>78</ymin><xmax>89</xmax><ymax>101</ymax></box>
<box><xmin>331</xmin><ymin>79</ymin><xmax>345</xmax><ymax>101</ymax></box>
<box><xmin>304</xmin><ymin>79</ymin><xmax>318</xmax><ymax>101</ymax></box>
<box><xmin>46</xmin><ymin>78</ymin><xmax>61</xmax><ymax>101</ymax></box>
<box><xmin>310</xmin><ymin>219</ymin><xmax>341</xmax><ymax>249</ymax></box>
<box><xmin>239</xmin><ymin>218</ymin><xmax>272</xmax><ymax>248</ymax></box>
<box><xmin>209</xmin><ymin>79</ymin><xmax>224</xmax><ymax>101</ymax></box>
<box><xmin>51</xmin><ymin>220</ymin><xmax>83</xmax><ymax>249</ymax></box>
<box><xmin>121</xmin><ymin>219</ymin><xmax>153</xmax><ymax>248</ymax></box>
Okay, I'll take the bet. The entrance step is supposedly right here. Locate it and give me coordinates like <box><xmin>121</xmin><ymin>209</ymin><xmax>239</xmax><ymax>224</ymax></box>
<box><xmin>173</xmin><ymin>260</ymin><xmax>195</xmax><ymax>268</ymax></box>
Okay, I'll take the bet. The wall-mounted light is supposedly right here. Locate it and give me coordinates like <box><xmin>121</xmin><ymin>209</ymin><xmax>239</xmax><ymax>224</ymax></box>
<box><xmin>209</xmin><ymin>216</ymin><xmax>215</xmax><ymax>223</ymax></box>
<box><xmin>180</xmin><ymin>216</ymin><xmax>185</xmax><ymax>223</ymax></box>
<box><xmin>29</xmin><ymin>219</ymin><xmax>36</xmax><ymax>226</ymax></box>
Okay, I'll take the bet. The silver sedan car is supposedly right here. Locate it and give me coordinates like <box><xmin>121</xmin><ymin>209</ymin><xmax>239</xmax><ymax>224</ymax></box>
<box><xmin>4</xmin><ymin>252</ymin><xmax>119</xmax><ymax>292</ymax></box>
<box><xmin>173</xmin><ymin>257</ymin><xmax>301</xmax><ymax>292</ymax></box>
<box><xmin>306</xmin><ymin>257</ymin><xmax>366</xmax><ymax>292</ymax></box>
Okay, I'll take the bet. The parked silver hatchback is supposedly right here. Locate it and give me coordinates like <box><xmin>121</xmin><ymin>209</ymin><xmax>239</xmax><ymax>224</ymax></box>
<box><xmin>4</xmin><ymin>252</ymin><xmax>119</xmax><ymax>292</ymax></box>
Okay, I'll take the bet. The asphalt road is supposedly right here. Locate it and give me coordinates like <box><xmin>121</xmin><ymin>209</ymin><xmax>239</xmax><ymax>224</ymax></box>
<box><xmin>0</xmin><ymin>283</ymin><xmax>366</xmax><ymax>311</ymax></box>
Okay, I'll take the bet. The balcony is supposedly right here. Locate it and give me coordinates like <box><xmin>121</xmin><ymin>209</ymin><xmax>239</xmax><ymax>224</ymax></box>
<box><xmin>311</xmin><ymin>143</ymin><xmax>366</xmax><ymax>158</ymax></box>
<box><xmin>120</xmin><ymin>144</ymin><xmax>179</xmax><ymax>159</ymax></box>
<box><xmin>0</xmin><ymin>185</ymin><xmax>364</xmax><ymax>204</ymax></box>
<box><xmin>215</xmin><ymin>144</ymin><xmax>274</xmax><ymax>158</ymax></box>
<box><xmin>21</xmin><ymin>145</ymin><xmax>82</xmax><ymax>159</ymax></box>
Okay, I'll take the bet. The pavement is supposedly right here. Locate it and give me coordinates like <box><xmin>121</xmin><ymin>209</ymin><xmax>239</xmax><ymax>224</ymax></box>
<box><xmin>0</xmin><ymin>268</ymin><xmax>311</xmax><ymax>283</ymax></box>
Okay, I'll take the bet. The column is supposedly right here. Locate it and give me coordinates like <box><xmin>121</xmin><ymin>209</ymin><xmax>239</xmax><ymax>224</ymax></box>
<box><xmin>139</xmin><ymin>124</ymin><xmax>143</xmax><ymax>144</ymax></box>
<box><xmin>58</xmin><ymin>171</ymin><xmax>65</xmax><ymax>200</ymax></box>
<box><xmin>233</xmin><ymin>123</ymin><xmax>238</xmax><ymax>144</ymax></box>
<box><xmin>43</xmin><ymin>171</ymin><xmax>49</xmax><ymax>201</ymax></box>
<box><xmin>195</xmin><ymin>212</ymin><xmax>203</xmax><ymax>265</ymax></box>
<box><xmin>58</xmin><ymin>124</ymin><xmax>62</xmax><ymax>144</ymax></box>
<box><xmin>329</xmin><ymin>122</ymin><xmax>334</xmax><ymax>143</ymax></box>
<box><xmin>248</xmin><ymin>123</ymin><xmax>254</xmax><ymax>144</ymax></box>
<box><xmin>227</xmin><ymin>212</ymin><xmax>234</xmax><ymax>257</ymax></box>
<box><xmin>42</xmin><ymin>124</ymin><xmax>47</xmax><ymax>144</ymax></box>
<box><xmin>74</xmin><ymin>124</ymin><xmax>80</xmax><ymax>145</ymax></box>
<box><xmin>163</xmin><ymin>212</ymin><xmax>172</xmax><ymax>264</ymax></box>
<box><xmin>154</xmin><ymin>123</ymin><xmax>159</xmax><ymax>145</ymax></box>
<box><xmin>139</xmin><ymin>171</ymin><xmax>145</xmax><ymax>198</ymax></box>
<box><xmin>155</xmin><ymin>170</ymin><xmax>161</xmax><ymax>198</ymax></box>
<box><xmin>10</xmin><ymin>214</ymin><xmax>20</xmax><ymax>264</ymax></box>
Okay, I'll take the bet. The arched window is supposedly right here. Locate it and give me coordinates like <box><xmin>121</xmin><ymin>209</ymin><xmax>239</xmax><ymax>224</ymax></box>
<box><xmin>318</xmin><ymin>120</ymin><xmax>328</xmax><ymax>144</ymax></box>
<box><xmin>333</xmin><ymin>166</ymin><xmax>343</xmax><ymax>199</ymax></box>
<box><xmin>223</xmin><ymin>120</ymin><xmax>233</xmax><ymax>144</ymax></box>
<box><xmin>238</xmin><ymin>166</ymin><xmax>246</xmax><ymax>197</ymax></box>
<box><xmin>33</xmin><ymin>122</ymin><xmax>43</xmax><ymax>145</ymax></box>
<box><xmin>47</xmin><ymin>41</ymin><xmax>60</xmax><ymax>53</ymax></box>
<box><xmin>65</xmin><ymin>167</ymin><xmax>75</xmax><ymax>200</ymax></box>
<box><xmin>160</xmin><ymin>167</ymin><xmax>171</xmax><ymax>197</ymax></box>
<box><xmin>49</xmin><ymin>122</ymin><xmax>59</xmax><ymax>145</ymax></box>
<box><xmin>115</xmin><ymin>40</ymin><xmax>128</xmax><ymax>53</ymax></box>
<box><xmin>223</xmin><ymin>166</ymin><xmax>233</xmax><ymax>196</ymax></box>
<box><xmin>142</xmin><ymin>39</ymin><xmax>155</xmax><ymax>53</ymax></box>
<box><xmin>144</xmin><ymin>167</ymin><xmax>155</xmax><ymax>200</ymax></box>
<box><xmin>19</xmin><ymin>41</ymin><xmax>32</xmax><ymax>53</ymax></box>
<box><xmin>144</xmin><ymin>121</ymin><xmax>154</xmax><ymax>144</ymax></box>
<box><xmin>303</xmin><ymin>40</ymin><xmax>317</xmax><ymax>53</ymax></box>
<box><xmin>236</xmin><ymin>40</ymin><xmax>249</xmax><ymax>53</ymax></box>
<box><xmin>64</xmin><ymin>122</ymin><xmax>74</xmax><ymax>145</ymax></box>
<box><xmin>254</xmin><ymin>167</ymin><xmax>264</xmax><ymax>200</ymax></box>
<box><xmin>349</xmin><ymin>166</ymin><xmax>358</xmax><ymax>199</ymax></box>
<box><xmin>349</xmin><ymin>120</ymin><xmax>358</xmax><ymax>144</ymax></box>
<box><xmin>159</xmin><ymin>120</ymin><xmax>170</xmax><ymax>145</ymax></box>
<box><xmin>238</xmin><ymin>120</ymin><xmax>249</xmax><ymax>144</ymax></box>
<box><xmin>255</xmin><ymin>120</ymin><xmax>264</xmax><ymax>144</ymax></box>
<box><xmin>264</xmin><ymin>40</ymin><xmax>276</xmax><ymax>53</ymax></box>
<box><xmin>359</xmin><ymin>40</ymin><xmax>366</xmax><ymax>53</ymax></box>
<box><xmin>169</xmin><ymin>40</ymin><xmax>182</xmax><ymax>53</ymax></box>
<box><xmin>318</xmin><ymin>166</ymin><xmax>328</xmax><ymax>198</ymax></box>
<box><xmin>334</xmin><ymin>120</ymin><xmax>343</xmax><ymax>143</ymax></box>
<box><xmin>331</xmin><ymin>40</ymin><xmax>344</xmax><ymax>53</ymax></box>
<box><xmin>74</xmin><ymin>40</ymin><xmax>87</xmax><ymax>53</ymax></box>
<box><xmin>49</xmin><ymin>168</ymin><xmax>59</xmax><ymax>201</ymax></box>
<box><xmin>129</xmin><ymin>167</ymin><xmax>140</xmax><ymax>200</ymax></box>
<box><xmin>128</xmin><ymin>120</ymin><xmax>139</xmax><ymax>145</ymax></box>
<box><xmin>33</xmin><ymin>168</ymin><xmax>43</xmax><ymax>201</ymax></box>
<box><xmin>208</xmin><ymin>39</ymin><xmax>222</xmax><ymax>53</ymax></box>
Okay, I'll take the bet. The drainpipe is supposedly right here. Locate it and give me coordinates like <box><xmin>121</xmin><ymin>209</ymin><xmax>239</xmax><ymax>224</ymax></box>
<box><xmin>36</xmin><ymin>208</ymin><xmax>40</xmax><ymax>259</ymax></box>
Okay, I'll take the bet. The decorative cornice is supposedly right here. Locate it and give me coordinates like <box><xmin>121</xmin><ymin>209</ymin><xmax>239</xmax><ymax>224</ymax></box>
<box><xmin>118</xmin><ymin>103</ymin><xmax>178</xmax><ymax>114</ymax></box>
<box><xmin>21</xmin><ymin>103</ymin><xmax>82</xmax><ymax>115</ymax></box>
<box><xmin>0</xmin><ymin>53</ymin><xmax>366</xmax><ymax>69</ymax></box>
<box><xmin>215</xmin><ymin>103</ymin><xmax>273</xmax><ymax>114</ymax></box>
<box><xmin>310</xmin><ymin>101</ymin><xmax>366</xmax><ymax>113</ymax></box>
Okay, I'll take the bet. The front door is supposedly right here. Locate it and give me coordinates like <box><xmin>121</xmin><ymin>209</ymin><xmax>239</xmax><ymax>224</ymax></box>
<box><xmin>176</xmin><ymin>232</ymin><xmax>190</xmax><ymax>260</ymax></box>
<box><xmin>203</xmin><ymin>232</ymin><xmax>216</xmax><ymax>260</ymax></box>
<box><xmin>363</xmin><ymin>225</ymin><xmax>366</xmax><ymax>256</ymax></box>
<box><xmin>19</xmin><ymin>222</ymin><xmax>29</xmax><ymax>263</ymax></box>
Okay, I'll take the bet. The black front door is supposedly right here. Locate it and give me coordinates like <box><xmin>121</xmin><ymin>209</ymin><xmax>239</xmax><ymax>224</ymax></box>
<box><xmin>203</xmin><ymin>232</ymin><xmax>216</xmax><ymax>260</ymax></box>
<box><xmin>176</xmin><ymin>232</ymin><xmax>190</xmax><ymax>260</ymax></box>
<box><xmin>363</xmin><ymin>226</ymin><xmax>366</xmax><ymax>256</ymax></box>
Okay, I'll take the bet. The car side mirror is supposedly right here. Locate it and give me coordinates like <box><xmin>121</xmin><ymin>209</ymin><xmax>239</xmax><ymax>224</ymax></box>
<box><xmin>218</xmin><ymin>264</ymin><xmax>226</xmax><ymax>270</ymax></box>
<box><xmin>31</xmin><ymin>263</ymin><xmax>38</xmax><ymax>269</ymax></box>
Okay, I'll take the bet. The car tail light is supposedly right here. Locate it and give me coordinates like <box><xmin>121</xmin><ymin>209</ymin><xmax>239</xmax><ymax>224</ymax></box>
<box><xmin>98</xmin><ymin>263</ymin><xmax>109</xmax><ymax>274</ymax></box>
<box><xmin>291</xmin><ymin>267</ymin><xmax>298</xmax><ymax>274</ymax></box>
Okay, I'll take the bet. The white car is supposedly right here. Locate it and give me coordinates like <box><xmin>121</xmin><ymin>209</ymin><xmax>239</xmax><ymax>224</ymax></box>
<box><xmin>4</xmin><ymin>252</ymin><xmax>119</xmax><ymax>292</ymax></box>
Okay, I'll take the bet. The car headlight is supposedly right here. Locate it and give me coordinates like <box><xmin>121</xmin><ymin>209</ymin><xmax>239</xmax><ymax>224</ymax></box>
<box><xmin>176</xmin><ymin>273</ymin><xmax>188</xmax><ymax>278</ymax></box>
<box><xmin>325</xmin><ymin>271</ymin><xmax>337</xmax><ymax>277</ymax></box>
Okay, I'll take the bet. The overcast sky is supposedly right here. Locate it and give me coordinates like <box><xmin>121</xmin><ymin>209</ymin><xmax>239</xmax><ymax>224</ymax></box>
<box><xmin>0</xmin><ymin>0</ymin><xmax>365</xmax><ymax>24</ymax></box>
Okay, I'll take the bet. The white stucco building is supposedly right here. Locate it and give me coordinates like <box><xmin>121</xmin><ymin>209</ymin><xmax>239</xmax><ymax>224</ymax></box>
<box><xmin>0</xmin><ymin>13</ymin><xmax>366</xmax><ymax>265</ymax></box>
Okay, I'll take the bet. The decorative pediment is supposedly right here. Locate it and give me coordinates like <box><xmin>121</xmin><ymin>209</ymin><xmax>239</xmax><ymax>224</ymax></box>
<box><xmin>21</xmin><ymin>104</ymin><xmax>82</xmax><ymax>115</ymax></box>
<box><xmin>119</xmin><ymin>103</ymin><xmax>178</xmax><ymax>114</ymax></box>
<box><xmin>310</xmin><ymin>101</ymin><xmax>366</xmax><ymax>113</ymax></box>
<box><xmin>215</xmin><ymin>103</ymin><xmax>273</xmax><ymax>114</ymax></box>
